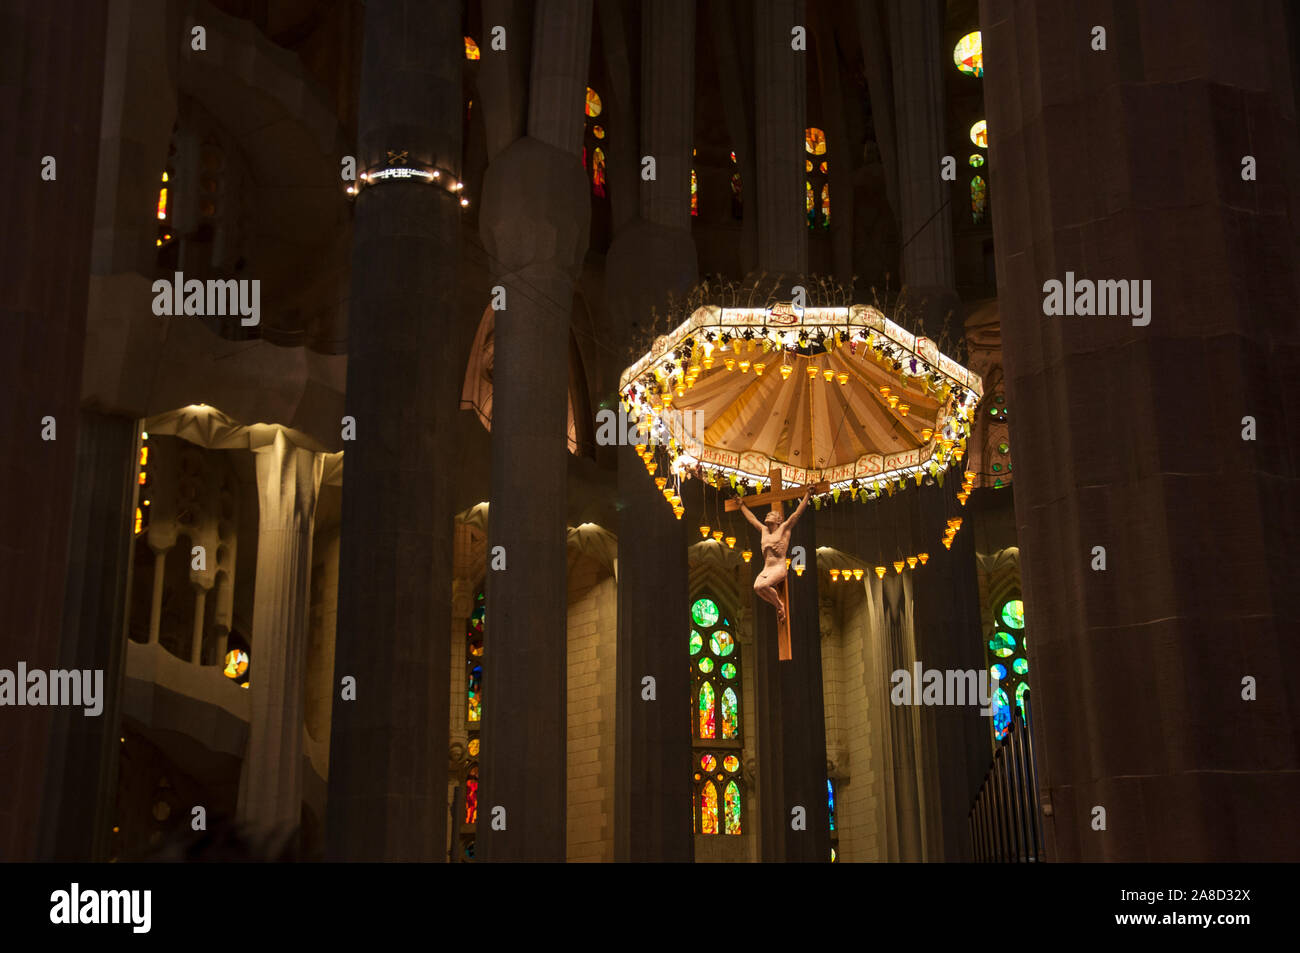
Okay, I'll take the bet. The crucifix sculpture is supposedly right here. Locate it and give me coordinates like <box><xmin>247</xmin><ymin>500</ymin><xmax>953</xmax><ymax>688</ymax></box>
<box><xmin>727</xmin><ymin>467</ymin><xmax>829</xmax><ymax>660</ymax></box>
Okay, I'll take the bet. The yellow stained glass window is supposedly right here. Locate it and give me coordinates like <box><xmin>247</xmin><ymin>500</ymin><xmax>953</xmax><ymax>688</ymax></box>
<box><xmin>953</xmin><ymin>31</ymin><xmax>983</xmax><ymax>77</ymax></box>
<box><xmin>585</xmin><ymin>87</ymin><xmax>602</xmax><ymax>117</ymax></box>
<box><xmin>464</xmin><ymin>36</ymin><xmax>480</xmax><ymax>60</ymax></box>
<box><xmin>805</xmin><ymin>127</ymin><xmax>827</xmax><ymax>155</ymax></box>
<box><xmin>970</xmin><ymin>120</ymin><xmax>988</xmax><ymax>148</ymax></box>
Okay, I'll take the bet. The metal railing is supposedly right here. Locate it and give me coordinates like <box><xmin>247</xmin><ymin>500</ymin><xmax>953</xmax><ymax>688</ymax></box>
<box><xmin>969</xmin><ymin>697</ymin><xmax>1044</xmax><ymax>862</ymax></box>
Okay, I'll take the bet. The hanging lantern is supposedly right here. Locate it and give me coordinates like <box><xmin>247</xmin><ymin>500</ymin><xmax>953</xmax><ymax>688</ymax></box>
<box><xmin>700</xmin><ymin>524</ymin><xmax>711</xmax><ymax>539</ymax></box>
<box><xmin>725</xmin><ymin>536</ymin><xmax>736</xmax><ymax>549</ymax></box>
<box><xmin>907</xmin><ymin>556</ymin><xmax>918</xmax><ymax>569</ymax></box>
<box><xmin>742</xmin><ymin>549</ymin><xmax>753</xmax><ymax>563</ymax></box>
<box><xmin>703</xmin><ymin>355</ymin><xmax>715</xmax><ymax>370</ymax></box>
<box><xmin>780</xmin><ymin>363</ymin><xmax>793</xmax><ymax>380</ymax></box>
<box><xmin>755</xmin><ymin>362</ymin><xmax>766</xmax><ymax>376</ymax></box>
<box><xmin>918</xmin><ymin>552</ymin><xmax>929</xmax><ymax>565</ymax></box>
<box><xmin>893</xmin><ymin>560</ymin><xmax>905</xmax><ymax>574</ymax></box>
<box><xmin>837</xmin><ymin>372</ymin><xmax>849</xmax><ymax>385</ymax></box>
<box><xmin>673</xmin><ymin>505</ymin><xmax>685</xmax><ymax>518</ymax></box>
<box><xmin>880</xmin><ymin>385</ymin><xmax>891</xmax><ymax>398</ymax></box>
<box><xmin>898</xmin><ymin>403</ymin><xmax>910</xmax><ymax>416</ymax></box>
<box><xmin>676</xmin><ymin>384</ymin><xmax>686</xmax><ymax>397</ymax></box>
<box><xmin>713</xmin><ymin>530</ymin><xmax>724</xmax><ymax>542</ymax></box>
<box><xmin>964</xmin><ymin>471</ymin><xmax>976</xmax><ymax>483</ymax></box>
<box><xmin>739</xmin><ymin>360</ymin><xmax>751</xmax><ymax>373</ymax></box>
<box><xmin>794</xmin><ymin>565</ymin><xmax>805</xmax><ymax>576</ymax></box>
<box><xmin>875</xmin><ymin>566</ymin><xmax>887</xmax><ymax>579</ymax></box>
<box><xmin>942</xmin><ymin>537</ymin><xmax>953</xmax><ymax>549</ymax></box>
<box><xmin>921</xmin><ymin>428</ymin><xmax>934</xmax><ymax>441</ymax></box>
<box><xmin>689</xmin><ymin>363</ymin><xmax>702</xmax><ymax>377</ymax></box>
<box><xmin>655</xmin><ymin>477</ymin><xmax>667</xmax><ymax>490</ymax></box>
<box><xmin>823</xmin><ymin>369</ymin><xmax>835</xmax><ymax>383</ymax></box>
<box><xmin>807</xmin><ymin>365</ymin><xmax>819</xmax><ymax>380</ymax></box>
<box><xmin>671</xmin><ymin>495</ymin><xmax>682</xmax><ymax>507</ymax></box>
<box><xmin>725</xmin><ymin>358</ymin><xmax>735</xmax><ymax>371</ymax></box>
<box><xmin>888</xmin><ymin>395</ymin><xmax>900</xmax><ymax>409</ymax></box>
<box><xmin>914</xmin><ymin>471</ymin><xmax>924</xmax><ymax>486</ymax></box>
<box><xmin>852</xmin><ymin>568</ymin><xmax>864</xmax><ymax>581</ymax></box>
<box><xmin>953</xmin><ymin>447</ymin><xmax>965</xmax><ymax>461</ymax></box>
<box><xmin>830</xmin><ymin>569</ymin><xmax>840</xmax><ymax>581</ymax></box>
<box><xmin>646</xmin><ymin>463</ymin><xmax>657</xmax><ymax>475</ymax></box>
<box><xmin>785</xmin><ymin>558</ymin><xmax>792</xmax><ymax>569</ymax></box>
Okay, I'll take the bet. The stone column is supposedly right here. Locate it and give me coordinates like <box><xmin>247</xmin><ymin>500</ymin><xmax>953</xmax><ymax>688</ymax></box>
<box><xmin>0</xmin><ymin>0</ymin><xmax>109</xmax><ymax>861</ymax></box>
<box><xmin>610</xmin><ymin>0</ymin><xmax>697</xmax><ymax>863</ymax></box>
<box><xmin>146</xmin><ymin>547</ymin><xmax>167</xmax><ymax>644</ymax></box>
<box><xmin>190</xmin><ymin>584</ymin><xmax>209</xmax><ymax>664</ymax></box>
<box><xmin>753</xmin><ymin>0</ymin><xmax>807</xmax><ymax>277</ymax></box>
<box><xmin>325</xmin><ymin>0</ymin><xmax>460</xmax><ymax>862</ymax></box>
<box><xmin>475</xmin><ymin>0</ymin><xmax>593</xmax><ymax>863</ymax></box>
<box><xmin>37</xmin><ymin>412</ymin><xmax>137</xmax><ymax>861</ymax></box>
<box><xmin>981</xmin><ymin>0</ymin><xmax>1300</xmax><ymax>860</ymax></box>
<box><xmin>755</xmin><ymin>510</ymin><xmax>831</xmax><ymax>861</ymax></box>
<box><xmin>238</xmin><ymin>430</ymin><xmax>322</xmax><ymax>837</ymax></box>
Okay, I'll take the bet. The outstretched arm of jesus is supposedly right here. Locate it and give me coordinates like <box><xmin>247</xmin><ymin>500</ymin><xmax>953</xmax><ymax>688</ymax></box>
<box><xmin>783</xmin><ymin>487</ymin><xmax>812</xmax><ymax>531</ymax></box>
<box><xmin>740</xmin><ymin>502</ymin><xmax>764</xmax><ymax>532</ymax></box>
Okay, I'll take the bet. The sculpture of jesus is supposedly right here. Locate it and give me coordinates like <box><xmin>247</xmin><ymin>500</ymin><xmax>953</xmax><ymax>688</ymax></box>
<box><xmin>739</xmin><ymin>485</ymin><xmax>812</xmax><ymax>624</ymax></box>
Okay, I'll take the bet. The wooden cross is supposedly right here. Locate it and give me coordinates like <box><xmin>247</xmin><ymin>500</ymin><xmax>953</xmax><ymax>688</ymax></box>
<box><xmin>726</xmin><ymin>467</ymin><xmax>829</xmax><ymax>660</ymax></box>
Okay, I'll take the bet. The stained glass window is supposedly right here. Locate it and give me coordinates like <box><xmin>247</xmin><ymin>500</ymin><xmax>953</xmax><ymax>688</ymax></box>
<box><xmin>805</xmin><ymin>130</ymin><xmax>830</xmax><ymax>228</ymax></box>
<box><xmin>1000</xmin><ymin>599</ymin><xmax>1025</xmax><ymax>629</ymax></box>
<box><xmin>969</xmin><ymin>154</ymin><xmax>985</xmax><ymax>168</ymax></box>
<box><xmin>699</xmin><ymin>681</ymin><xmax>716</xmax><ymax>738</ymax></box>
<box><xmin>467</xmin><ymin>595</ymin><xmax>485</xmax><ymax>722</ymax></box>
<box><xmin>971</xmin><ymin>175</ymin><xmax>987</xmax><ymax>224</ymax></box>
<box><xmin>156</xmin><ymin>172</ymin><xmax>169</xmax><ymax>221</ymax></box>
<box><xmin>691</xmin><ymin>592</ymin><xmax>744</xmax><ymax>836</ymax></box>
<box><xmin>701</xmin><ymin>782</ymin><xmax>719</xmax><ymax>834</ymax></box>
<box><xmin>592</xmin><ymin>147</ymin><xmax>607</xmax><ymax>198</ymax></box>
<box><xmin>805</xmin><ymin>127</ymin><xmax>827</xmax><ymax>155</ymax></box>
<box><xmin>986</xmin><ymin>595</ymin><xmax>1029</xmax><ymax>741</ymax></box>
<box><xmin>953</xmin><ymin>31</ymin><xmax>983</xmax><ymax>77</ymax></box>
<box><xmin>821</xmin><ymin>184</ymin><xmax>830</xmax><ymax>226</ymax></box>
<box><xmin>461</xmin><ymin>590</ymin><xmax>487</xmax><ymax>860</ymax></box>
<box><xmin>827</xmin><ymin>778</ymin><xmax>839</xmax><ymax>860</ymax></box>
<box><xmin>1012</xmin><ymin>657</ymin><xmax>1029</xmax><ymax>675</ymax></box>
<box><xmin>730</xmin><ymin>151</ymin><xmax>742</xmax><ymax>219</ymax></box>
<box><xmin>970</xmin><ymin>120</ymin><xmax>988</xmax><ymax>148</ymax></box>
<box><xmin>464</xmin><ymin>36</ymin><xmax>481</xmax><ymax>60</ymax></box>
<box><xmin>989</xmin><ymin>631</ymin><xmax>1016</xmax><ymax>657</ymax></box>
<box><xmin>223</xmin><ymin>649</ymin><xmax>248</xmax><ymax>679</ymax></box>
<box><xmin>585</xmin><ymin>87</ymin><xmax>602</xmax><ymax>117</ymax></box>
<box><xmin>690</xmin><ymin>168</ymin><xmax>698</xmax><ymax>216</ymax></box>
<box><xmin>593</xmin><ymin>125</ymin><xmax>605</xmax><ymax>139</ymax></box>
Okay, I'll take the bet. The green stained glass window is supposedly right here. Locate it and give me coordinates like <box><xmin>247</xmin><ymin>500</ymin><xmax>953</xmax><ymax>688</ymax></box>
<box><xmin>1000</xmin><ymin>599</ymin><xmax>1025</xmax><ymax>629</ymax></box>
<box><xmin>721</xmin><ymin>687</ymin><xmax>739</xmax><ymax>739</ymax></box>
<box><xmin>969</xmin><ymin>153</ymin><xmax>985</xmax><ymax>168</ymax></box>
<box><xmin>971</xmin><ymin>175</ymin><xmax>987</xmax><ymax>223</ymax></box>
<box><xmin>721</xmin><ymin>662</ymin><xmax>737</xmax><ymax>679</ymax></box>
<box><xmin>723</xmin><ymin>754</ymin><xmax>739</xmax><ymax>772</ymax></box>
<box><xmin>691</xmin><ymin>598</ymin><xmax>719</xmax><ymax>627</ymax></box>
<box><xmin>710</xmin><ymin>629</ymin><xmax>735</xmax><ymax>656</ymax></box>
<box><xmin>989</xmin><ymin>631</ymin><xmax>1016</xmax><ymax>657</ymax></box>
<box><xmin>995</xmin><ymin>688</ymin><xmax>1009</xmax><ymax>709</ymax></box>
<box><xmin>699</xmin><ymin>657</ymin><xmax>714</xmax><ymax>674</ymax></box>
<box><xmin>724</xmin><ymin>781</ymin><xmax>742</xmax><ymax>834</ymax></box>
<box><xmin>1016</xmin><ymin>681</ymin><xmax>1030</xmax><ymax>715</ymax></box>
<box><xmin>690</xmin><ymin>630</ymin><xmax>703</xmax><ymax>655</ymax></box>
<box><xmin>997</xmin><ymin>441</ymin><xmax>1009</xmax><ymax>454</ymax></box>
<box><xmin>1013</xmin><ymin>657</ymin><xmax>1029</xmax><ymax>675</ymax></box>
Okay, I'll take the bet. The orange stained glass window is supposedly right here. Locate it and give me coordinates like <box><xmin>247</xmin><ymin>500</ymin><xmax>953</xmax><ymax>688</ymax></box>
<box><xmin>701</xmin><ymin>781</ymin><xmax>719</xmax><ymax>834</ymax></box>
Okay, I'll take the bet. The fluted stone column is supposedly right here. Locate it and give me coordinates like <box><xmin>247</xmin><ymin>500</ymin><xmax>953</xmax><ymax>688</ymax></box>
<box><xmin>37</xmin><ymin>412</ymin><xmax>137</xmax><ymax>861</ymax></box>
<box><xmin>326</xmin><ymin>0</ymin><xmax>460</xmax><ymax>861</ymax></box>
<box><xmin>238</xmin><ymin>430</ymin><xmax>322</xmax><ymax>836</ymax></box>
<box><xmin>981</xmin><ymin>0</ymin><xmax>1300</xmax><ymax>861</ymax></box>
<box><xmin>755</xmin><ymin>511</ymin><xmax>831</xmax><ymax>861</ymax></box>
<box><xmin>753</xmin><ymin>0</ymin><xmax>808</xmax><ymax>276</ymax></box>
<box><xmin>0</xmin><ymin>0</ymin><xmax>109</xmax><ymax>861</ymax></box>
<box><xmin>610</xmin><ymin>0</ymin><xmax>696</xmax><ymax>863</ymax></box>
<box><xmin>475</xmin><ymin>0</ymin><xmax>592</xmax><ymax>863</ymax></box>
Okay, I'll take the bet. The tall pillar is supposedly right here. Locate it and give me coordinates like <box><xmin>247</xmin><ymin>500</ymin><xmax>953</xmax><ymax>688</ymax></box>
<box><xmin>37</xmin><ymin>411</ymin><xmax>137</xmax><ymax>861</ymax></box>
<box><xmin>753</xmin><ymin>0</ymin><xmax>808</xmax><ymax>277</ymax></box>
<box><xmin>981</xmin><ymin>0</ymin><xmax>1300</xmax><ymax>860</ymax></box>
<box><xmin>0</xmin><ymin>0</ymin><xmax>109</xmax><ymax>861</ymax></box>
<box><xmin>475</xmin><ymin>0</ymin><xmax>593</xmax><ymax>863</ymax></box>
<box><xmin>610</xmin><ymin>0</ymin><xmax>697</xmax><ymax>862</ymax></box>
<box><xmin>238</xmin><ymin>430</ymin><xmax>322</xmax><ymax>836</ymax></box>
<box><xmin>325</xmin><ymin>0</ymin><xmax>459</xmax><ymax>861</ymax></box>
<box><xmin>755</xmin><ymin>511</ymin><xmax>831</xmax><ymax>861</ymax></box>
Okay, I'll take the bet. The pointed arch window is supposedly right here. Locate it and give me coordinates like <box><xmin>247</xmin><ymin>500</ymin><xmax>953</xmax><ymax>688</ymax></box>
<box><xmin>805</xmin><ymin>128</ymin><xmax>829</xmax><ymax>229</ymax></box>
<box><xmin>691</xmin><ymin>595</ymin><xmax>744</xmax><ymax>835</ymax></box>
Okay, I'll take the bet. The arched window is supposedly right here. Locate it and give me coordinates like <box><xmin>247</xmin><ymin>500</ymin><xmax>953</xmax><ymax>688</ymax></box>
<box><xmin>583</xmin><ymin>87</ymin><xmax>608</xmax><ymax>199</ymax></box>
<box><xmin>729</xmin><ymin>151</ymin><xmax>742</xmax><ymax>219</ymax></box>
<box><xmin>987</xmin><ymin>595</ymin><xmax>1027</xmax><ymax>739</ymax></box>
<box><xmin>691</xmin><ymin>595</ymin><xmax>744</xmax><ymax>835</ymax></box>
<box><xmin>805</xmin><ymin>128</ymin><xmax>829</xmax><ymax>229</ymax></box>
<box><xmin>459</xmin><ymin>590</ymin><xmax>486</xmax><ymax>860</ymax></box>
<box><xmin>953</xmin><ymin>31</ymin><xmax>983</xmax><ymax>77</ymax></box>
<box><xmin>971</xmin><ymin>175</ymin><xmax>987</xmax><ymax>224</ymax></box>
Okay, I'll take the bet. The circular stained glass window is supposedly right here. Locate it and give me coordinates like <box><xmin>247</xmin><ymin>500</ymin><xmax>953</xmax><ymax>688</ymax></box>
<box><xmin>1000</xmin><ymin>599</ymin><xmax>1025</xmax><ymax>629</ymax></box>
<box><xmin>699</xmin><ymin>657</ymin><xmax>714</xmax><ymax>674</ymax></box>
<box><xmin>691</xmin><ymin>598</ymin><xmax>719</xmax><ymax>627</ymax></box>
<box><xmin>723</xmin><ymin>755</ymin><xmax>740</xmax><ymax>773</ymax></box>
<box><xmin>969</xmin><ymin>153</ymin><xmax>985</xmax><ymax>168</ymax></box>
<box><xmin>989</xmin><ymin>631</ymin><xmax>1016</xmax><ymax>657</ymax></box>
<box><xmin>998</xmin><ymin>441</ymin><xmax>1010</xmax><ymax>454</ymax></box>
<box><xmin>223</xmin><ymin>649</ymin><xmax>249</xmax><ymax>679</ymax></box>
<box><xmin>1013</xmin><ymin>657</ymin><xmax>1029</xmax><ymax>675</ymax></box>
<box><xmin>990</xmin><ymin>663</ymin><xmax>1007</xmax><ymax>681</ymax></box>
<box><xmin>953</xmin><ymin>31</ymin><xmax>983</xmax><ymax>77</ymax></box>
<box><xmin>593</xmin><ymin>125</ymin><xmax>605</xmax><ymax>139</ymax></box>
<box><xmin>992</xmin><ymin>463</ymin><xmax>1002</xmax><ymax>472</ymax></box>
<box><xmin>690</xmin><ymin>630</ymin><xmax>703</xmax><ymax>655</ymax></box>
<box><xmin>721</xmin><ymin>662</ymin><xmax>737</xmax><ymax>679</ymax></box>
<box><xmin>710</xmin><ymin>629</ymin><xmax>735</xmax><ymax>657</ymax></box>
<box><xmin>970</xmin><ymin>119</ymin><xmax>987</xmax><ymax>148</ymax></box>
<box><xmin>701</xmin><ymin>754</ymin><xmax>717</xmax><ymax>772</ymax></box>
<box><xmin>468</xmin><ymin>738</ymin><xmax>480</xmax><ymax>757</ymax></box>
